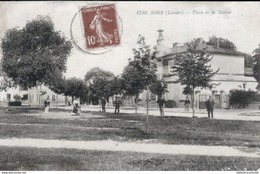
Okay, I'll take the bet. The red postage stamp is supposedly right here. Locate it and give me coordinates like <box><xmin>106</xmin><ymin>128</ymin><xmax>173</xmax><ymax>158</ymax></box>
<box><xmin>81</xmin><ymin>4</ymin><xmax>120</xmax><ymax>50</ymax></box>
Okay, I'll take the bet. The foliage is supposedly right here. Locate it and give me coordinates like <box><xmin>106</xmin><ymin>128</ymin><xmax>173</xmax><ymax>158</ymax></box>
<box><xmin>171</xmin><ymin>38</ymin><xmax>219</xmax><ymax>117</ymax></box>
<box><xmin>244</xmin><ymin>53</ymin><xmax>254</xmax><ymax>68</ymax></box>
<box><xmin>207</xmin><ymin>35</ymin><xmax>237</xmax><ymax>50</ymax></box>
<box><xmin>150</xmin><ymin>80</ymin><xmax>168</xmax><ymax>98</ymax></box>
<box><xmin>253</xmin><ymin>44</ymin><xmax>260</xmax><ymax>90</ymax></box>
<box><xmin>89</xmin><ymin>76</ymin><xmax>112</xmax><ymax>100</ymax></box>
<box><xmin>121</xmin><ymin>35</ymin><xmax>157</xmax><ymax>99</ymax></box>
<box><xmin>85</xmin><ymin>68</ymin><xmax>116</xmax><ymax>104</ymax></box>
<box><xmin>171</xmin><ymin>39</ymin><xmax>219</xmax><ymax>89</ymax></box>
<box><xmin>109</xmin><ymin>76</ymin><xmax>124</xmax><ymax>96</ymax></box>
<box><xmin>13</xmin><ymin>94</ymin><xmax>21</xmax><ymax>102</ymax></box>
<box><xmin>1</xmin><ymin>16</ymin><xmax>72</xmax><ymax>88</ymax></box>
<box><xmin>182</xmin><ymin>85</ymin><xmax>193</xmax><ymax>95</ymax></box>
<box><xmin>63</xmin><ymin>77</ymin><xmax>88</xmax><ymax>99</ymax></box>
<box><xmin>0</xmin><ymin>74</ymin><xmax>14</xmax><ymax>92</ymax></box>
<box><xmin>229</xmin><ymin>89</ymin><xmax>258</xmax><ymax>108</ymax></box>
<box><xmin>165</xmin><ymin>100</ymin><xmax>177</xmax><ymax>108</ymax></box>
<box><xmin>50</xmin><ymin>76</ymin><xmax>88</xmax><ymax>103</ymax></box>
<box><xmin>84</xmin><ymin>67</ymin><xmax>114</xmax><ymax>82</ymax></box>
<box><xmin>48</xmin><ymin>75</ymin><xmax>66</xmax><ymax>95</ymax></box>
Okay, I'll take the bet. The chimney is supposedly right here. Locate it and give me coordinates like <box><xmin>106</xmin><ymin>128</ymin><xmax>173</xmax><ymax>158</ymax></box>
<box><xmin>157</xmin><ymin>29</ymin><xmax>164</xmax><ymax>44</ymax></box>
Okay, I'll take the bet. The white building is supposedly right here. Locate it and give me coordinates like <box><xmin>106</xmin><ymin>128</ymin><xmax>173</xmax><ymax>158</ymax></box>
<box><xmin>0</xmin><ymin>78</ymin><xmax>67</xmax><ymax>106</ymax></box>
<box><xmin>155</xmin><ymin>30</ymin><xmax>258</xmax><ymax>109</ymax></box>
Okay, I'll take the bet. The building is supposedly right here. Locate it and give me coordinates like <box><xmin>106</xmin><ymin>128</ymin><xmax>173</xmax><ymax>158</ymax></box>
<box><xmin>155</xmin><ymin>30</ymin><xmax>258</xmax><ymax>109</ymax></box>
<box><xmin>0</xmin><ymin>78</ymin><xmax>67</xmax><ymax>106</ymax></box>
<box><xmin>27</xmin><ymin>83</ymin><xmax>67</xmax><ymax>106</ymax></box>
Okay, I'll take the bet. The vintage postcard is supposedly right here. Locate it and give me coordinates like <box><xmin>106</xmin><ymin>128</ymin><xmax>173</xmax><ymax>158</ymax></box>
<box><xmin>0</xmin><ymin>1</ymin><xmax>260</xmax><ymax>172</ymax></box>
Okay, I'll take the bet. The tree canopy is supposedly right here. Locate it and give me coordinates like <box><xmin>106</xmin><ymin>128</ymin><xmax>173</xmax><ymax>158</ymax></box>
<box><xmin>85</xmin><ymin>68</ymin><xmax>116</xmax><ymax>104</ymax></box>
<box><xmin>1</xmin><ymin>16</ymin><xmax>72</xmax><ymax>88</ymax></box>
<box><xmin>63</xmin><ymin>77</ymin><xmax>87</xmax><ymax>99</ymax></box>
<box><xmin>207</xmin><ymin>35</ymin><xmax>236</xmax><ymax>50</ymax></box>
<box><xmin>84</xmin><ymin>67</ymin><xmax>114</xmax><ymax>82</ymax></box>
<box><xmin>122</xmin><ymin>35</ymin><xmax>157</xmax><ymax>98</ymax></box>
<box><xmin>150</xmin><ymin>80</ymin><xmax>168</xmax><ymax>98</ymax></box>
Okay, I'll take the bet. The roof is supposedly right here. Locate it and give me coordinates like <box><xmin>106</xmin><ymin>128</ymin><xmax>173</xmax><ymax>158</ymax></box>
<box><xmin>157</xmin><ymin>42</ymin><xmax>245</xmax><ymax>59</ymax></box>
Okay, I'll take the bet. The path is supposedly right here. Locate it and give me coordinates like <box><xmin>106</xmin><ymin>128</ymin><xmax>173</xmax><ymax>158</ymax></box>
<box><xmin>0</xmin><ymin>138</ymin><xmax>259</xmax><ymax>158</ymax></box>
<box><xmin>56</xmin><ymin>106</ymin><xmax>260</xmax><ymax>121</ymax></box>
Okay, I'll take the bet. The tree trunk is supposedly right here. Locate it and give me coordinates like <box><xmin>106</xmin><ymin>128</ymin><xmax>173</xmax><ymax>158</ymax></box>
<box><xmin>135</xmin><ymin>95</ymin><xmax>138</xmax><ymax>114</ymax></box>
<box><xmin>146</xmin><ymin>86</ymin><xmax>149</xmax><ymax>133</ymax></box>
<box><xmin>191</xmin><ymin>87</ymin><xmax>195</xmax><ymax>117</ymax></box>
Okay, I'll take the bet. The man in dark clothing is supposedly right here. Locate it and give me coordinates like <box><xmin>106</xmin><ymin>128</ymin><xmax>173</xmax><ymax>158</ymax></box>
<box><xmin>157</xmin><ymin>97</ymin><xmax>166</xmax><ymax>116</ymax></box>
<box><xmin>101</xmin><ymin>97</ymin><xmax>106</xmax><ymax>113</ymax></box>
<box><xmin>44</xmin><ymin>97</ymin><xmax>50</xmax><ymax>113</ymax></box>
<box><xmin>206</xmin><ymin>96</ymin><xmax>215</xmax><ymax>118</ymax></box>
<box><xmin>113</xmin><ymin>97</ymin><xmax>122</xmax><ymax>114</ymax></box>
<box><xmin>184</xmin><ymin>96</ymin><xmax>190</xmax><ymax>112</ymax></box>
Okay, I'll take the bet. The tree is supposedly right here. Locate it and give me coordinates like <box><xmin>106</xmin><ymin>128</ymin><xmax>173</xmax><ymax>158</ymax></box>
<box><xmin>49</xmin><ymin>76</ymin><xmax>88</xmax><ymax>104</ymax></box>
<box><xmin>85</xmin><ymin>67</ymin><xmax>115</xmax><ymax>105</ymax></box>
<box><xmin>171</xmin><ymin>38</ymin><xmax>219</xmax><ymax>117</ymax></box>
<box><xmin>150</xmin><ymin>80</ymin><xmax>168</xmax><ymax>98</ymax></box>
<box><xmin>84</xmin><ymin>67</ymin><xmax>114</xmax><ymax>82</ymax></box>
<box><xmin>109</xmin><ymin>76</ymin><xmax>124</xmax><ymax>96</ymax></box>
<box><xmin>229</xmin><ymin>89</ymin><xmax>258</xmax><ymax>108</ymax></box>
<box><xmin>89</xmin><ymin>76</ymin><xmax>112</xmax><ymax>101</ymax></box>
<box><xmin>253</xmin><ymin>44</ymin><xmax>260</xmax><ymax>90</ymax></box>
<box><xmin>63</xmin><ymin>77</ymin><xmax>88</xmax><ymax>102</ymax></box>
<box><xmin>0</xmin><ymin>74</ymin><xmax>14</xmax><ymax>92</ymax></box>
<box><xmin>121</xmin><ymin>35</ymin><xmax>157</xmax><ymax>113</ymax></box>
<box><xmin>13</xmin><ymin>94</ymin><xmax>21</xmax><ymax>102</ymax></box>
<box><xmin>1</xmin><ymin>16</ymin><xmax>72</xmax><ymax>88</ymax></box>
<box><xmin>207</xmin><ymin>35</ymin><xmax>236</xmax><ymax>50</ymax></box>
<box><xmin>244</xmin><ymin>53</ymin><xmax>254</xmax><ymax>69</ymax></box>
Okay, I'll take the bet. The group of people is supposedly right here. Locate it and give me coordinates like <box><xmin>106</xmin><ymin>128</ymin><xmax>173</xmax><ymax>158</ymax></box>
<box><xmin>157</xmin><ymin>96</ymin><xmax>215</xmax><ymax>118</ymax></box>
<box><xmin>101</xmin><ymin>96</ymin><xmax>122</xmax><ymax>114</ymax></box>
<box><xmin>44</xmin><ymin>95</ymin><xmax>215</xmax><ymax>118</ymax></box>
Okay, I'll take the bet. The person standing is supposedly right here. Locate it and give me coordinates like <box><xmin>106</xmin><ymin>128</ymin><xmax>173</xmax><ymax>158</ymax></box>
<box><xmin>206</xmin><ymin>96</ymin><xmax>215</xmax><ymax>118</ymax></box>
<box><xmin>157</xmin><ymin>97</ymin><xmax>166</xmax><ymax>116</ymax></box>
<box><xmin>44</xmin><ymin>96</ymin><xmax>50</xmax><ymax>113</ymax></box>
<box><xmin>184</xmin><ymin>96</ymin><xmax>190</xmax><ymax>112</ymax></box>
<box><xmin>113</xmin><ymin>97</ymin><xmax>122</xmax><ymax>114</ymax></box>
<box><xmin>101</xmin><ymin>97</ymin><xmax>106</xmax><ymax>113</ymax></box>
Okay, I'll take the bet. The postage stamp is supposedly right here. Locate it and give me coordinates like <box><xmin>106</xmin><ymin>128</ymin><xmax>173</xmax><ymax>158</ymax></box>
<box><xmin>81</xmin><ymin>4</ymin><xmax>120</xmax><ymax>50</ymax></box>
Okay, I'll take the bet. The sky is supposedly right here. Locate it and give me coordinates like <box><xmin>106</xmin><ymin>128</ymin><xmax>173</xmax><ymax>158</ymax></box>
<box><xmin>1</xmin><ymin>1</ymin><xmax>260</xmax><ymax>79</ymax></box>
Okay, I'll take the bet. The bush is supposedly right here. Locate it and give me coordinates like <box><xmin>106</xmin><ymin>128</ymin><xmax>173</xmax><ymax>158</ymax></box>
<box><xmin>229</xmin><ymin>89</ymin><xmax>259</xmax><ymax>108</ymax></box>
<box><xmin>165</xmin><ymin>100</ymin><xmax>177</xmax><ymax>108</ymax></box>
<box><xmin>8</xmin><ymin>101</ymin><xmax>22</xmax><ymax>106</ymax></box>
<box><xmin>13</xmin><ymin>94</ymin><xmax>21</xmax><ymax>102</ymax></box>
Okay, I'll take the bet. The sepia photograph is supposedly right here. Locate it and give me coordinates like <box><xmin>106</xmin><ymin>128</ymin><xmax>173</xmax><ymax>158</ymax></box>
<box><xmin>0</xmin><ymin>1</ymin><xmax>260</xmax><ymax>172</ymax></box>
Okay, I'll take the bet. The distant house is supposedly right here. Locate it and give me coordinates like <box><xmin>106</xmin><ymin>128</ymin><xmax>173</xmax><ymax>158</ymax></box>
<box><xmin>0</xmin><ymin>77</ymin><xmax>67</xmax><ymax>106</ymax></box>
<box><xmin>154</xmin><ymin>30</ymin><xmax>257</xmax><ymax>109</ymax></box>
<box><xmin>27</xmin><ymin>83</ymin><xmax>67</xmax><ymax>106</ymax></box>
<box><xmin>0</xmin><ymin>84</ymin><xmax>28</xmax><ymax>106</ymax></box>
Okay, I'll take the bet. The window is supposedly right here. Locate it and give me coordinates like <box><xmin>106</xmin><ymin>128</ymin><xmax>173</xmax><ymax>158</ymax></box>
<box><xmin>7</xmin><ymin>94</ymin><xmax>11</xmax><ymax>101</ymax></box>
<box><xmin>22</xmin><ymin>94</ymin><xmax>28</xmax><ymax>100</ymax></box>
<box><xmin>162</xmin><ymin>60</ymin><xmax>168</xmax><ymax>75</ymax></box>
<box><xmin>52</xmin><ymin>94</ymin><xmax>56</xmax><ymax>102</ymax></box>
